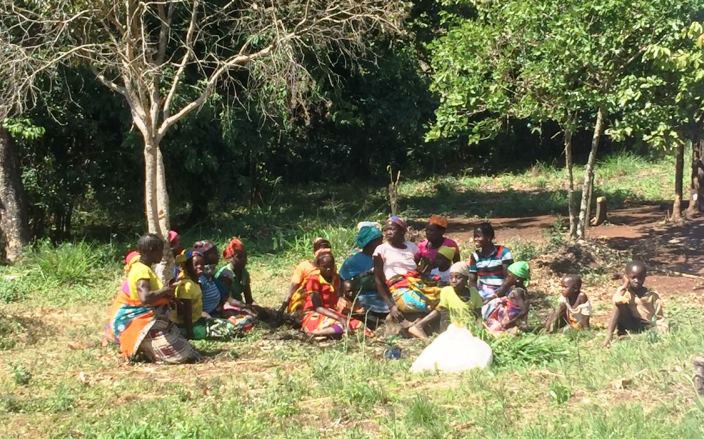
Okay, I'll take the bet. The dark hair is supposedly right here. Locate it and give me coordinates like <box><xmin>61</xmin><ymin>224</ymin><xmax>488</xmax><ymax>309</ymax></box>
<box><xmin>474</xmin><ymin>222</ymin><xmax>495</xmax><ymax>240</ymax></box>
<box><xmin>626</xmin><ymin>260</ymin><xmax>647</xmax><ymax>274</ymax></box>
<box><xmin>563</xmin><ymin>274</ymin><xmax>582</xmax><ymax>287</ymax></box>
<box><xmin>313</xmin><ymin>238</ymin><xmax>331</xmax><ymax>252</ymax></box>
<box><xmin>137</xmin><ymin>233</ymin><xmax>164</xmax><ymax>254</ymax></box>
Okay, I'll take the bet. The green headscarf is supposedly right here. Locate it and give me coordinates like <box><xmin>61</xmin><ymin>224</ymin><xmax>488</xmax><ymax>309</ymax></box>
<box><xmin>508</xmin><ymin>261</ymin><xmax>530</xmax><ymax>287</ymax></box>
<box><xmin>356</xmin><ymin>225</ymin><xmax>382</xmax><ymax>249</ymax></box>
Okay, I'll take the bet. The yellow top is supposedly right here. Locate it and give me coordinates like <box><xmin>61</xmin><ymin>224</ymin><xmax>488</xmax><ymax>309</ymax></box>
<box><xmin>438</xmin><ymin>285</ymin><xmax>482</xmax><ymax>327</ymax></box>
<box><xmin>127</xmin><ymin>261</ymin><xmax>162</xmax><ymax>301</ymax></box>
<box><xmin>171</xmin><ymin>277</ymin><xmax>203</xmax><ymax>324</ymax></box>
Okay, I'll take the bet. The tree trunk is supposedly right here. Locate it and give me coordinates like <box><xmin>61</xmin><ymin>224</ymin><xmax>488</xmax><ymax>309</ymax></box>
<box><xmin>564</xmin><ymin>128</ymin><xmax>577</xmax><ymax>240</ymax></box>
<box><xmin>144</xmin><ymin>141</ymin><xmax>160</xmax><ymax>234</ymax></box>
<box><xmin>577</xmin><ymin>107</ymin><xmax>605</xmax><ymax>239</ymax></box>
<box><xmin>0</xmin><ymin>126</ymin><xmax>30</xmax><ymax>262</ymax></box>
<box><xmin>687</xmin><ymin>132</ymin><xmax>704</xmax><ymax>218</ymax></box>
<box><xmin>143</xmin><ymin>139</ymin><xmax>173</xmax><ymax>284</ymax></box>
<box><xmin>671</xmin><ymin>142</ymin><xmax>684</xmax><ymax>222</ymax></box>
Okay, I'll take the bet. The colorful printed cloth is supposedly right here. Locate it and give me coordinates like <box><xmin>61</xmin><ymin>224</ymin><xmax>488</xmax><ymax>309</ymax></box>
<box><xmin>108</xmin><ymin>264</ymin><xmax>199</xmax><ymax>362</ymax></box>
<box><xmin>484</xmin><ymin>297</ymin><xmax>524</xmax><ymax>334</ymax></box>
<box><xmin>339</xmin><ymin>251</ymin><xmax>388</xmax><ymax>314</ymax></box>
<box><xmin>301</xmin><ymin>309</ymin><xmax>372</xmax><ymax>337</ymax></box>
<box><xmin>558</xmin><ymin>295</ymin><xmax>592</xmax><ymax>329</ymax></box>
<box><xmin>387</xmin><ymin>272</ymin><xmax>441</xmax><ymax>314</ymax></box>
<box><xmin>138</xmin><ymin>318</ymin><xmax>201</xmax><ymax>364</ymax></box>
<box><xmin>416</xmin><ymin>238</ymin><xmax>460</xmax><ymax>263</ymax></box>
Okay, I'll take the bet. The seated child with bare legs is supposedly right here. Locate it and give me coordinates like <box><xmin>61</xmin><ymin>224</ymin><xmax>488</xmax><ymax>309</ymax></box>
<box><xmin>604</xmin><ymin>261</ymin><xmax>667</xmax><ymax>347</ymax></box>
<box><xmin>408</xmin><ymin>262</ymin><xmax>482</xmax><ymax>339</ymax></box>
<box><xmin>544</xmin><ymin>274</ymin><xmax>592</xmax><ymax>332</ymax></box>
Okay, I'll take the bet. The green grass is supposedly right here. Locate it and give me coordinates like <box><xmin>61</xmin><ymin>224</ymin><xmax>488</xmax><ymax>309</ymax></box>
<box><xmin>0</xmin><ymin>150</ymin><xmax>700</xmax><ymax>438</ymax></box>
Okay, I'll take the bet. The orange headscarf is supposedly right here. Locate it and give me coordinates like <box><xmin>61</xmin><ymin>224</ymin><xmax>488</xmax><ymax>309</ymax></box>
<box><xmin>222</xmin><ymin>238</ymin><xmax>245</xmax><ymax>259</ymax></box>
<box><xmin>428</xmin><ymin>214</ymin><xmax>448</xmax><ymax>229</ymax></box>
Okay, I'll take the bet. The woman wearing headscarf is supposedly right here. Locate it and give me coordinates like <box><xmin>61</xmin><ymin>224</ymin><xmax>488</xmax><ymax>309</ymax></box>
<box><xmin>339</xmin><ymin>223</ymin><xmax>387</xmax><ymax>314</ymax></box>
<box><xmin>373</xmin><ymin>216</ymin><xmax>441</xmax><ymax>334</ymax></box>
<box><xmin>416</xmin><ymin>215</ymin><xmax>460</xmax><ymax>269</ymax></box>
<box><xmin>107</xmin><ymin>234</ymin><xmax>201</xmax><ymax>363</ymax></box>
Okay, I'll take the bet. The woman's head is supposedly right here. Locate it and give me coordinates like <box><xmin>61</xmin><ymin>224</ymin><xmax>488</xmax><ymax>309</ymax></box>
<box><xmin>223</xmin><ymin>238</ymin><xmax>247</xmax><ymax>271</ymax></box>
<box><xmin>473</xmin><ymin>222</ymin><xmax>495</xmax><ymax>249</ymax></box>
<box><xmin>178</xmin><ymin>250</ymin><xmax>204</xmax><ymax>281</ymax></box>
<box><xmin>137</xmin><ymin>234</ymin><xmax>164</xmax><ymax>265</ymax></box>
<box><xmin>356</xmin><ymin>225</ymin><xmax>383</xmax><ymax>253</ymax></box>
<box><xmin>315</xmin><ymin>249</ymin><xmax>336</xmax><ymax>280</ymax></box>
<box><xmin>449</xmin><ymin>261</ymin><xmax>469</xmax><ymax>290</ymax></box>
<box><xmin>426</xmin><ymin>215</ymin><xmax>448</xmax><ymax>244</ymax></box>
<box><xmin>383</xmin><ymin>216</ymin><xmax>407</xmax><ymax>245</ymax></box>
<box><xmin>193</xmin><ymin>240</ymin><xmax>219</xmax><ymax>266</ymax></box>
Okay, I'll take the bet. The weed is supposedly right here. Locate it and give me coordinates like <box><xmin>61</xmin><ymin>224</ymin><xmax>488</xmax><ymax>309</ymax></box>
<box><xmin>10</xmin><ymin>363</ymin><xmax>31</xmax><ymax>386</ymax></box>
<box><xmin>548</xmin><ymin>381</ymin><xmax>572</xmax><ymax>405</ymax></box>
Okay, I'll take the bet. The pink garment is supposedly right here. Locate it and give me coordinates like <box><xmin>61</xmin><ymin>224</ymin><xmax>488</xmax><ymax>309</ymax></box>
<box><xmin>417</xmin><ymin>238</ymin><xmax>460</xmax><ymax>262</ymax></box>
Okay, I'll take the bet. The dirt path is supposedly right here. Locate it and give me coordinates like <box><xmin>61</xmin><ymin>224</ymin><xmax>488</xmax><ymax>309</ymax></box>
<box><xmin>440</xmin><ymin>204</ymin><xmax>704</xmax><ymax>293</ymax></box>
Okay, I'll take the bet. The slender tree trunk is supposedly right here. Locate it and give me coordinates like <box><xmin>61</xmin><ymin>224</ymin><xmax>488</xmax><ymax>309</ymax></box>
<box><xmin>143</xmin><ymin>138</ymin><xmax>174</xmax><ymax>284</ymax></box>
<box><xmin>687</xmin><ymin>131</ymin><xmax>704</xmax><ymax>218</ymax></box>
<box><xmin>0</xmin><ymin>126</ymin><xmax>30</xmax><ymax>262</ymax></box>
<box><xmin>144</xmin><ymin>141</ymin><xmax>160</xmax><ymax>234</ymax></box>
<box><xmin>672</xmin><ymin>142</ymin><xmax>684</xmax><ymax>222</ymax></box>
<box><xmin>564</xmin><ymin>128</ymin><xmax>577</xmax><ymax>240</ymax></box>
<box><xmin>577</xmin><ymin>107</ymin><xmax>605</xmax><ymax>239</ymax></box>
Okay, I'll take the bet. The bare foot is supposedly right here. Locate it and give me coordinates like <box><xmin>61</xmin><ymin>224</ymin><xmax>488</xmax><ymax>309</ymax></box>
<box><xmin>408</xmin><ymin>325</ymin><xmax>428</xmax><ymax>339</ymax></box>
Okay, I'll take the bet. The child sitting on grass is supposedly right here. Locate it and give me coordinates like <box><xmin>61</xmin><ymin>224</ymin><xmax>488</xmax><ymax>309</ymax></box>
<box><xmin>604</xmin><ymin>261</ymin><xmax>667</xmax><ymax>347</ymax></box>
<box><xmin>544</xmin><ymin>274</ymin><xmax>592</xmax><ymax>332</ymax></box>
<box><xmin>172</xmin><ymin>250</ymin><xmax>254</xmax><ymax>339</ymax></box>
<box><xmin>408</xmin><ymin>261</ymin><xmax>482</xmax><ymax>339</ymax></box>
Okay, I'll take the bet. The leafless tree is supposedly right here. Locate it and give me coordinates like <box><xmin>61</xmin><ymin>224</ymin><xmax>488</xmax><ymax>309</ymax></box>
<box><xmin>1</xmin><ymin>0</ymin><xmax>403</xmax><ymax>278</ymax></box>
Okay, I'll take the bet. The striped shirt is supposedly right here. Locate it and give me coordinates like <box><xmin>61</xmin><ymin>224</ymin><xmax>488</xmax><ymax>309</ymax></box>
<box><xmin>199</xmin><ymin>275</ymin><xmax>222</xmax><ymax>314</ymax></box>
<box><xmin>468</xmin><ymin>245</ymin><xmax>513</xmax><ymax>298</ymax></box>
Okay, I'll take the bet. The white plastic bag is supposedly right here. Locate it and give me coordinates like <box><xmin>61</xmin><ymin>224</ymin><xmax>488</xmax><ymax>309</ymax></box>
<box><xmin>410</xmin><ymin>324</ymin><xmax>493</xmax><ymax>373</ymax></box>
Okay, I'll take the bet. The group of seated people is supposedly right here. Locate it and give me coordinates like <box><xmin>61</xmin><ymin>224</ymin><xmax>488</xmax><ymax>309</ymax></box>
<box><xmin>105</xmin><ymin>216</ymin><xmax>667</xmax><ymax>364</ymax></box>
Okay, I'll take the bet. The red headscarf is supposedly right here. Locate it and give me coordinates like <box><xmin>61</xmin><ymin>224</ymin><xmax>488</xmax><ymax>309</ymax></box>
<box><xmin>222</xmin><ymin>238</ymin><xmax>245</xmax><ymax>259</ymax></box>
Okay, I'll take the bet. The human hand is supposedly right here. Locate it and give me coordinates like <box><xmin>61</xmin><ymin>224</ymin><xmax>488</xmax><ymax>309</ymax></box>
<box><xmin>389</xmin><ymin>305</ymin><xmax>403</xmax><ymax>322</ymax></box>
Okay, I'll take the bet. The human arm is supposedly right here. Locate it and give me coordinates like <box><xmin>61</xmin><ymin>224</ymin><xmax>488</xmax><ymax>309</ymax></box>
<box><xmin>136</xmin><ymin>279</ymin><xmax>175</xmax><ymax>305</ymax></box>
<box><xmin>310</xmin><ymin>292</ymin><xmax>347</xmax><ymax>325</ymax></box>
<box><xmin>373</xmin><ymin>254</ymin><xmax>403</xmax><ymax>321</ymax></box>
<box><xmin>180</xmin><ymin>299</ymin><xmax>194</xmax><ymax>339</ymax></box>
<box><xmin>243</xmin><ymin>281</ymin><xmax>254</xmax><ymax>305</ymax></box>
<box><xmin>279</xmin><ymin>283</ymin><xmax>299</xmax><ymax>313</ymax></box>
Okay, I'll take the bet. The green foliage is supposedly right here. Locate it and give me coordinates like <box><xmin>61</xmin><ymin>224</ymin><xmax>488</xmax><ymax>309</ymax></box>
<box><xmin>488</xmin><ymin>333</ymin><xmax>572</xmax><ymax>369</ymax></box>
<box><xmin>10</xmin><ymin>363</ymin><xmax>31</xmax><ymax>386</ymax></box>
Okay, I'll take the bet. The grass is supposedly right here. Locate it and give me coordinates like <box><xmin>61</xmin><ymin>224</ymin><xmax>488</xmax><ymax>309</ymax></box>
<box><xmin>1</xmin><ymin>150</ymin><xmax>702</xmax><ymax>438</ymax></box>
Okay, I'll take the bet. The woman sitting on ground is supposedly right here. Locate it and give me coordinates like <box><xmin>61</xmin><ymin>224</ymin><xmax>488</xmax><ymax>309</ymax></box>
<box><xmin>373</xmin><ymin>216</ymin><xmax>441</xmax><ymax>337</ymax></box>
<box><xmin>416</xmin><ymin>215</ymin><xmax>460</xmax><ymax>269</ymax></box>
<box><xmin>281</xmin><ymin>237</ymin><xmax>336</xmax><ymax>315</ymax></box>
<box><xmin>108</xmin><ymin>234</ymin><xmax>200</xmax><ymax>363</ymax></box>
<box><xmin>338</xmin><ymin>224</ymin><xmax>387</xmax><ymax>315</ymax></box>
<box><xmin>301</xmin><ymin>249</ymin><xmax>372</xmax><ymax>338</ymax></box>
